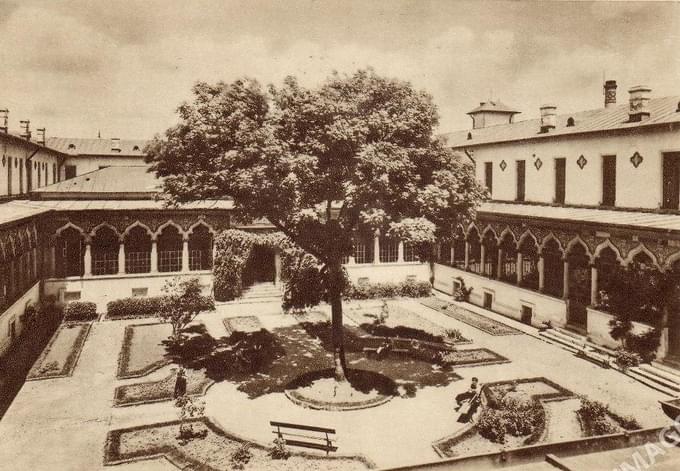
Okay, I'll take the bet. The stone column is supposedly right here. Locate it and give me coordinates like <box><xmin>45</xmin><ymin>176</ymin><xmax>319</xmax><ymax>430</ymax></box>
<box><xmin>562</xmin><ymin>258</ymin><xmax>570</xmax><ymax>299</ymax></box>
<box><xmin>450</xmin><ymin>245</ymin><xmax>455</xmax><ymax>265</ymax></box>
<box><xmin>150</xmin><ymin>239</ymin><xmax>158</xmax><ymax>273</ymax></box>
<box><xmin>464</xmin><ymin>241</ymin><xmax>470</xmax><ymax>270</ymax></box>
<box><xmin>31</xmin><ymin>247</ymin><xmax>37</xmax><ymax>282</ymax></box>
<box><xmin>118</xmin><ymin>242</ymin><xmax>125</xmax><ymax>275</ymax></box>
<box><xmin>497</xmin><ymin>248</ymin><xmax>504</xmax><ymax>279</ymax></box>
<box><xmin>373</xmin><ymin>231</ymin><xmax>381</xmax><ymax>264</ymax></box>
<box><xmin>590</xmin><ymin>264</ymin><xmax>598</xmax><ymax>306</ymax></box>
<box><xmin>516</xmin><ymin>252</ymin><xmax>524</xmax><ymax>285</ymax></box>
<box><xmin>274</xmin><ymin>251</ymin><xmax>282</xmax><ymax>285</ymax></box>
<box><xmin>397</xmin><ymin>241</ymin><xmax>404</xmax><ymax>263</ymax></box>
<box><xmin>181</xmin><ymin>238</ymin><xmax>190</xmax><ymax>272</ymax></box>
<box><xmin>50</xmin><ymin>245</ymin><xmax>56</xmax><ymax>278</ymax></box>
<box><xmin>480</xmin><ymin>244</ymin><xmax>486</xmax><ymax>275</ymax></box>
<box><xmin>538</xmin><ymin>255</ymin><xmax>545</xmax><ymax>292</ymax></box>
<box><xmin>83</xmin><ymin>240</ymin><xmax>92</xmax><ymax>277</ymax></box>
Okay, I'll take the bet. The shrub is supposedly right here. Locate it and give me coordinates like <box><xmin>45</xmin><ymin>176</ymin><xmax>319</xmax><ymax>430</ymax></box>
<box><xmin>344</xmin><ymin>280</ymin><xmax>431</xmax><ymax>300</ymax></box>
<box><xmin>63</xmin><ymin>301</ymin><xmax>98</xmax><ymax>321</ymax></box>
<box><xmin>478</xmin><ymin>408</ymin><xmax>507</xmax><ymax>444</ymax></box>
<box><xmin>577</xmin><ymin>397</ymin><xmax>619</xmax><ymax>436</ymax></box>
<box><xmin>230</xmin><ymin>442</ymin><xmax>252</xmax><ymax>470</ymax></box>
<box><xmin>626</xmin><ymin>329</ymin><xmax>661</xmax><ymax>363</ymax></box>
<box><xmin>453</xmin><ymin>277</ymin><xmax>473</xmax><ymax>302</ymax></box>
<box><xmin>107</xmin><ymin>294</ymin><xmax>213</xmax><ymax>319</ymax></box>
<box><xmin>268</xmin><ymin>437</ymin><xmax>290</xmax><ymax>460</ymax></box>
<box><xmin>478</xmin><ymin>389</ymin><xmax>544</xmax><ymax>444</ymax></box>
<box><xmin>613</xmin><ymin>348</ymin><xmax>641</xmax><ymax>370</ymax></box>
<box><xmin>445</xmin><ymin>328</ymin><xmax>465</xmax><ymax>342</ymax></box>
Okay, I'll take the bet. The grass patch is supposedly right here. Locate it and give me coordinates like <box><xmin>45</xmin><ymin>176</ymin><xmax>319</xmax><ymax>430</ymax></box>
<box><xmin>117</xmin><ymin>323</ymin><xmax>173</xmax><ymax>379</ymax></box>
<box><xmin>114</xmin><ymin>368</ymin><xmax>214</xmax><ymax>407</ymax></box>
<box><xmin>421</xmin><ymin>298</ymin><xmax>523</xmax><ymax>336</ymax></box>
<box><xmin>27</xmin><ymin>323</ymin><xmax>91</xmax><ymax>380</ymax></box>
<box><xmin>104</xmin><ymin>417</ymin><xmax>374</xmax><ymax>470</ymax></box>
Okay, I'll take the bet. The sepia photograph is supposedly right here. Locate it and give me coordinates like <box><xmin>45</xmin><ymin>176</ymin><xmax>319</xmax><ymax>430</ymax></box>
<box><xmin>0</xmin><ymin>1</ymin><xmax>680</xmax><ymax>470</ymax></box>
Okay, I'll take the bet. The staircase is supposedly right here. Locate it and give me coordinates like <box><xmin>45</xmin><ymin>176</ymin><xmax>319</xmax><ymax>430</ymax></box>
<box><xmin>239</xmin><ymin>282</ymin><xmax>282</xmax><ymax>301</ymax></box>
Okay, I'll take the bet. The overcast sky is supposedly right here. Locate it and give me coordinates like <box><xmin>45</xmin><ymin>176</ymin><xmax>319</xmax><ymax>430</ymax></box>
<box><xmin>0</xmin><ymin>0</ymin><xmax>678</xmax><ymax>140</ymax></box>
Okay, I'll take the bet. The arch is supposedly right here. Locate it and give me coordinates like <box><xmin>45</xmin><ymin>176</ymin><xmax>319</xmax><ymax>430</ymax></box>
<box><xmin>593</xmin><ymin>239</ymin><xmax>623</xmax><ymax>263</ymax></box>
<box><xmin>664</xmin><ymin>250</ymin><xmax>680</xmax><ymax>272</ymax></box>
<box><xmin>465</xmin><ymin>222</ymin><xmax>482</xmax><ymax>241</ymax></box>
<box><xmin>155</xmin><ymin>220</ymin><xmax>186</xmax><ymax>239</ymax></box>
<box><xmin>157</xmin><ymin>224</ymin><xmax>183</xmax><ymax>272</ymax></box>
<box><xmin>498</xmin><ymin>227</ymin><xmax>517</xmax><ymax>245</ymax></box>
<box><xmin>187</xmin><ymin>220</ymin><xmax>216</xmax><ymax>236</ymax></box>
<box><xmin>624</xmin><ymin>243</ymin><xmax>661</xmax><ymax>270</ymax></box>
<box><xmin>481</xmin><ymin>225</ymin><xmax>498</xmax><ymax>242</ymax></box>
<box><xmin>539</xmin><ymin>233</ymin><xmax>564</xmax><ymax>255</ymax></box>
<box><xmin>565</xmin><ymin>236</ymin><xmax>593</xmax><ymax>262</ymax></box>
<box><xmin>123</xmin><ymin>221</ymin><xmax>154</xmax><ymax>238</ymax></box>
<box><xmin>56</xmin><ymin>226</ymin><xmax>84</xmax><ymax>277</ymax></box>
<box><xmin>91</xmin><ymin>225</ymin><xmax>120</xmax><ymax>275</ymax></box>
<box><xmin>517</xmin><ymin>230</ymin><xmax>538</xmax><ymax>251</ymax></box>
<box><xmin>90</xmin><ymin>222</ymin><xmax>121</xmax><ymax>240</ymax></box>
<box><xmin>124</xmin><ymin>225</ymin><xmax>152</xmax><ymax>273</ymax></box>
<box><xmin>188</xmin><ymin>223</ymin><xmax>214</xmax><ymax>271</ymax></box>
<box><xmin>56</xmin><ymin>222</ymin><xmax>86</xmax><ymax>237</ymax></box>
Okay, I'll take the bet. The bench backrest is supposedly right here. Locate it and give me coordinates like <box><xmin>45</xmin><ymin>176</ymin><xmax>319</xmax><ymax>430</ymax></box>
<box><xmin>270</xmin><ymin>421</ymin><xmax>335</xmax><ymax>435</ymax></box>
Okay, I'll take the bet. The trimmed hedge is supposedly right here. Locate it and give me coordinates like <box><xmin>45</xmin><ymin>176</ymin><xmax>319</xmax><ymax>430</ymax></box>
<box><xmin>107</xmin><ymin>296</ymin><xmax>214</xmax><ymax>319</ymax></box>
<box><xmin>63</xmin><ymin>302</ymin><xmax>98</xmax><ymax>322</ymax></box>
<box><xmin>344</xmin><ymin>280</ymin><xmax>431</xmax><ymax>300</ymax></box>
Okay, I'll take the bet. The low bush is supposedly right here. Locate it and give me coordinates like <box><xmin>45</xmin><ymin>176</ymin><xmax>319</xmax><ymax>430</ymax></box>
<box><xmin>107</xmin><ymin>295</ymin><xmax>214</xmax><ymax>319</ymax></box>
<box><xmin>63</xmin><ymin>301</ymin><xmax>98</xmax><ymax>322</ymax></box>
<box><xmin>577</xmin><ymin>397</ymin><xmax>618</xmax><ymax>436</ymax></box>
<box><xmin>230</xmin><ymin>442</ymin><xmax>252</xmax><ymax>470</ymax></box>
<box><xmin>344</xmin><ymin>280</ymin><xmax>431</xmax><ymax>300</ymax></box>
<box><xmin>453</xmin><ymin>277</ymin><xmax>473</xmax><ymax>302</ymax></box>
<box><xmin>613</xmin><ymin>348</ymin><xmax>641</xmax><ymax>370</ymax></box>
<box><xmin>478</xmin><ymin>390</ymin><xmax>544</xmax><ymax>444</ymax></box>
<box><xmin>268</xmin><ymin>437</ymin><xmax>290</xmax><ymax>460</ymax></box>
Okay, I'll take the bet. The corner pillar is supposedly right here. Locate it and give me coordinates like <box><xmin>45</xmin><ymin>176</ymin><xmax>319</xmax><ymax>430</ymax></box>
<box><xmin>83</xmin><ymin>240</ymin><xmax>92</xmax><ymax>277</ymax></box>
<box><xmin>150</xmin><ymin>239</ymin><xmax>158</xmax><ymax>273</ymax></box>
<box><xmin>181</xmin><ymin>238</ymin><xmax>189</xmax><ymax>272</ymax></box>
<box><xmin>590</xmin><ymin>264</ymin><xmax>598</xmax><ymax>306</ymax></box>
<box><xmin>562</xmin><ymin>258</ymin><xmax>570</xmax><ymax>299</ymax></box>
<box><xmin>118</xmin><ymin>242</ymin><xmax>125</xmax><ymax>275</ymax></box>
<box><xmin>397</xmin><ymin>241</ymin><xmax>404</xmax><ymax>263</ymax></box>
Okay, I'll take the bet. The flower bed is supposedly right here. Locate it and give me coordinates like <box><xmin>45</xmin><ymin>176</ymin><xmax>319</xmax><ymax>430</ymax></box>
<box><xmin>27</xmin><ymin>323</ymin><xmax>92</xmax><ymax>380</ymax></box>
<box><xmin>433</xmin><ymin>377</ymin><xmax>575</xmax><ymax>458</ymax></box>
<box><xmin>114</xmin><ymin>368</ymin><xmax>214</xmax><ymax>407</ymax></box>
<box><xmin>421</xmin><ymin>298</ymin><xmax>523</xmax><ymax>336</ymax></box>
<box><xmin>117</xmin><ymin>323</ymin><xmax>173</xmax><ymax>379</ymax></box>
<box><xmin>104</xmin><ymin>417</ymin><xmax>374</xmax><ymax>470</ymax></box>
<box><xmin>223</xmin><ymin>316</ymin><xmax>263</xmax><ymax>335</ymax></box>
<box><xmin>345</xmin><ymin>304</ymin><xmax>471</xmax><ymax>345</ymax></box>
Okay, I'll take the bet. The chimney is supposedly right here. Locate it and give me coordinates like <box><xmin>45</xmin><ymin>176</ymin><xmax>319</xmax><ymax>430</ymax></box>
<box><xmin>0</xmin><ymin>109</ymin><xmax>8</xmax><ymax>133</ymax></box>
<box><xmin>111</xmin><ymin>137</ymin><xmax>121</xmax><ymax>152</ymax></box>
<box><xmin>604</xmin><ymin>80</ymin><xmax>617</xmax><ymax>108</ymax></box>
<box><xmin>20</xmin><ymin>120</ymin><xmax>31</xmax><ymax>141</ymax></box>
<box><xmin>628</xmin><ymin>85</ymin><xmax>651</xmax><ymax>122</ymax></box>
<box><xmin>36</xmin><ymin>128</ymin><xmax>46</xmax><ymax>146</ymax></box>
<box><xmin>540</xmin><ymin>104</ymin><xmax>557</xmax><ymax>132</ymax></box>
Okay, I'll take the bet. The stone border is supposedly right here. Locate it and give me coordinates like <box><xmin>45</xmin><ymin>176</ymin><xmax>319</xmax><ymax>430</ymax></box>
<box><xmin>27</xmin><ymin>322</ymin><xmax>92</xmax><ymax>381</ymax></box>
<box><xmin>103</xmin><ymin>417</ymin><xmax>377</xmax><ymax>469</ymax></box>
<box><xmin>113</xmin><ymin>370</ymin><xmax>215</xmax><ymax>407</ymax></box>
<box><xmin>420</xmin><ymin>298</ymin><xmax>524</xmax><ymax>336</ymax></box>
<box><xmin>116</xmin><ymin>323</ymin><xmax>172</xmax><ymax>380</ymax></box>
<box><xmin>222</xmin><ymin>315</ymin><xmax>263</xmax><ymax>335</ymax></box>
<box><xmin>432</xmin><ymin>377</ymin><xmax>576</xmax><ymax>457</ymax></box>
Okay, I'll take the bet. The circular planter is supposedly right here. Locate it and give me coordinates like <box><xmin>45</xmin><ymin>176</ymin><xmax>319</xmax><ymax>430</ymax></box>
<box><xmin>285</xmin><ymin>368</ymin><xmax>398</xmax><ymax>411</ymax></box>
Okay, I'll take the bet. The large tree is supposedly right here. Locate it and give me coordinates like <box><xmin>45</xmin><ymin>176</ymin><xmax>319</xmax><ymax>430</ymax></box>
<box><xmin>146</xmin><ymin>69</ymin><xmax>486</xmax><ymax>381</ymax></box>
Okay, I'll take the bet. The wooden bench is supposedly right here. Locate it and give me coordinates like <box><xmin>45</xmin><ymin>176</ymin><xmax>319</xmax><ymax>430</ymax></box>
<box><xmin>270</xmin><ymin>421</ymin><xmax>338</xmax><ymax>455</ymax></box>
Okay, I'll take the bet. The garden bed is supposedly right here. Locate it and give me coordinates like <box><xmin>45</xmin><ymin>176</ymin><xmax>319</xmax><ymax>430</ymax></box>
<box><xmin>345</xmin><ymin>304</ymin><xmax>471</xmax><ymax>345</ymax></box>
<box><xmin>27</xmin><ymin>322</ymin><xmax>91</xmax><ymax>380</ymax></box>
<box><xmin>117</xmin><ymin>323</ymin><xmax>173</xmax><ymax>379</ymax></box>
<box><xmin>104</xmin><ymin>417</ymin><xmax>374</xmax><ymax>470</ymax></box>
<box><xmin>114</xmin><ymin>368</ymin><xmax>214</xmax><ymax>407</ymax></box>
<box><xmin>223</xmin><ymin>315</ymin><xmax>263</xmax><ymax>334</ymax></box>
<box><xmin>421</xmin><ymin>298</ymin><xmax>523</xmax><ymax>336</ymax></box>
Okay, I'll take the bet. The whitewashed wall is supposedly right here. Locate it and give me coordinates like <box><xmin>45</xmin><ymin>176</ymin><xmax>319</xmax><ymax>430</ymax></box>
<box><xmin>0</xmin><ymin>281</ymin><xmax>40</xmax><ymax>356</ymax></box>
<box><xmin>63</xmin><ymin>155</ymin><xmax>146</xmax><ymax>176</ymax></box>
<box><xmin>345</xmin><ymin>262</ymin><xmax>430</xmax><ymax>284</ymax></box>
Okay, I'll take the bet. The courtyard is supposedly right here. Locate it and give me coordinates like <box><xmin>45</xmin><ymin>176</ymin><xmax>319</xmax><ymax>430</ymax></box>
<box><xmin>0</xmin><ymin>294</ymin><xmax>669</xmax><ymax>471</ymax></box>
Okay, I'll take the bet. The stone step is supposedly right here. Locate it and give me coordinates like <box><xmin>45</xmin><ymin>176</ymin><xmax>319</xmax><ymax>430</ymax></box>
<box><xmin>642</xmin><ymin>363</ymin><xmax>680</xmax><ymax>384</ymax></box>
<box><xmin>539</xmin><ymin>330</ymin><xmax>581</xmax><ymax>354</ymax></box>
<box><xmin>633</xmin><ymin>365</ymin><xmax>680</xmax><ymax>392</ymax></box>
<box><xmin>625</xmin><ymin>367</ymin><xmax>679</xmax><ymax>397</ymax></box>
<box><xmin>653</xmin><ymin>358</ymin><xmax>680</xmax><ymax>376</ymax></box>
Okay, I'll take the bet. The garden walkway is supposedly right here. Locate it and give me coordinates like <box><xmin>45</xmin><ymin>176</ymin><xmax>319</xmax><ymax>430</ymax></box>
<box><xmin>0</xmin><ymin>299</ymin><xmax>671</xmax><ymax>470</ymax></box>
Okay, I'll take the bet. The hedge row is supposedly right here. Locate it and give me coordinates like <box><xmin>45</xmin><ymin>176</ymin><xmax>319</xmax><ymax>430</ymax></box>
<box><xmin>107</xmin><ymin>295</ymin><xmax>214</xmax><ymax>319</ymax></box>
<box><xmin>344</xmin><ymin>280</ymin><xmax>432</xmax><ymax>300</ymax></box>
<box><xmin>63</xmin><ymin>302</ymin><xmax>98</xmax><ymax>322</ymax></box>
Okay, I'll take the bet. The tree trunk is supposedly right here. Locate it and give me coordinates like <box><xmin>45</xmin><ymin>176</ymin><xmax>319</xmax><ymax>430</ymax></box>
<box><xmin>328</xmin><ymin>260</ymin><xmax>348</xmax><ymax>382</ymax></box>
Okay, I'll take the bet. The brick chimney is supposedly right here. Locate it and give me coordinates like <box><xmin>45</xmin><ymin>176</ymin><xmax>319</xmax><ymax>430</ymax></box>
<box><xmin>628</xmin><ymin>85</ymin><xmax>651</xmax><ymax>122</ymax></box>
<box><xmin>111</xmin><ymin>137</ymin><xmax>121</xmax><ymax>152</ymax></box>
<box><xmin>0</xmin><ymin>109</ymin><xmax>8</xmax><ymax>133</ymax></box>
<box><xmin>604</xmin><ymin>80</ymin><xmax>617</xmax><ymax>108</ymax></box>
<box><xmin>540</xmin><ymin>105</ymin><xmax>557</xmax><ymax>132</ymax></box>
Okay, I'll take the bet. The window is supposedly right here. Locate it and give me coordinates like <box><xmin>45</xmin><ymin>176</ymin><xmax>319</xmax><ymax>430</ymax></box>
<box><xmin>566</xmin><ymin>117</ymin><xmax>575</xmax><ymax>127</ymax></box>
<box><xmin>662</xmin><ymin>153</ymin><xmax>680</xmax><ymax>209</ymax></box>
<box><xmin>92</xmin><ymin>252</ymin><xmax>118</xmax><ymax>275</ymax></box>
<box><xmin>158</xmin><ymin>250</ymin><xmax>181</xmax><ymax>272</ymax></box>
<box><xmin>52</xmin><ymin>164</ymin><xmax>57</xmax><ymax>183</ymax></box>
<box><xmin>404</xmin><ymin>243</ymin><xmax>418</xmax><ymax>262</ymax></box>
<box><xmin>484</xmin><ymin>162</ymin><xmax>493</xmax><ymax>196</ymax></box>
<box><xmin>379</xmin><ymin>237</ymin><xmax>398</xmax><ymax>263</ymax></box>
<box><xmin>555</xmin><ymin>158</ymin><xmax>566</xmax><ymax>204</ymax></box>
<box><xmin>131</xmin><ymin>288</ymin><xmax>148</xmax><ymax>297</ymax></box>
<box><xmin>515</xmin><ymin>160</ymin><xmax>525</xmax><ymax>202</ymax></box>
<box><xmin>602</xmin><ymin>155</ymin><xmax>616</xmax><ymax>206</ymax></box>
<box><xmin>125</xmin><ymin>251</ymin><xmax>150</xmax><ymax>273</ymax></box>
<box><xmin>63</xmin><ymin>291</ymin><xmax>81</xmax><ymax>302</ymax></box>
<box><xmin>65</xmin><ymin>165</ymin><xmax>77</xmax><ymax>180</ymax></box>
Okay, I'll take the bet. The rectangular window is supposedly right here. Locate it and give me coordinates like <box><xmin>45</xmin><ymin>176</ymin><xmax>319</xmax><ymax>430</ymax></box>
<box><xmin>404</xmin><ymin>243</ymin><xmax>418</xmax><ymax>262</ymax></box>
<box><xmin>601</xmin><ymin>155</ymin><xmax>616</xmax><ymax>206</ymax></box>
<box><xmin>516</xmin><ymin>160</ymin><xmax>525</xmax><ymax>202</ymax></box>
<box><xmin>379</xmin><ymin>237</ymin><xmax>398</xmax><ymax>263</ymax></box>
<box><xmin>484</xmin><ymin>162</ymin><xmax>493</xmax><ymax>196</ymax></box>
<box><xmin>662</xmin><ymin>153</ymin><xmax>680</xmax><ymax>210</ymax></box>
<box><xmin>131</xmin><ymin>288</ymin><xmax>148</xmax><ymax>297</ymax></box>
<box><xmin>159</xmin><ymin>250</ymin><xmax>182</xmax><ymax>272</ymax></box>
<box><xmin>189</xmin><ymin>249</ymin><xmax>212</xmax><ymax>271</ymax></box>
<box><xmin>555</xmin><ymin>158</ymin><xmax>566</xmax><ymax>204</ymax></box>
<box><xmin>125</xmin><ymin>251</ymin><xmax>150</xmax><ymax>274</ymax></box>
<box><xmin>63</xmin><ymin>291</ymin><xmax>81</xmax><ymax>302</ymax></box>
<box><xmin>65</xmin><ymin>165</ymin><xmax>77</xmax><ymax>180</ymax></box>
<box><xmin>52</xmin><ymin>164</ymin><xmax>57</xmax><ymax>183</ymax></box>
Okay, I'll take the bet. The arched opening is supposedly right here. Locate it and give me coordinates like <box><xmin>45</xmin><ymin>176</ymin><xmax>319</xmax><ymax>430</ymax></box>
<box><xmin>632</xmin><ymin>250</ymin><xmax>654</xmax><ymax>269</ymax></box>
<box><xmin>453</xmin><ymin>227</ymin><xmax>466</xmax><ymax>269</ymax></box>
<box><xmin>498</xmin><ymin>233</ymin><xmax>517</xmax><ymax>283</ymax></box>
<box><xmin>188</xmin><ymin>224</ymin><xmax>213</xmax><ymax>271</ymax></box>
<box><xmin>467</xmin><ymin>227</ymin><xmax>481</xmax><ymax>274</ymax></box>
<box><xmin>566</xmin><ymin>243</ymin><xmax>591</xmax><ymax>329</ymax></box>
<box><xmin>519</xmin><ymin>236</ymin><xmax>539</xmax><ymax>290</ymax></box>
<box><xmin>125</xmin><ymin>226</ymin><xmax>151</xmax><ymax>274</ymax></box>
<box><xmin>543</xmin><ymin>239</ymin><xmax>563</xmax><ymax>298</ymax></box>
<box><xmin>243</xmin><ymin>244</ymin><xmax>276</xmax><ymax>285</ymax></box>
<box><xmin>594</xmin><ymin>246</ymin><xmax>620</xmax><ymax>309</ymax></box>
<box><xmin>56</xmin><ymin>227</ymin><xmax>84</xmax><ymax>277</ymax></box>
<box><xmin>157</xmin><ymin>225</ymin><xmax>183</xmax><ymax>272</ymax></box>
<box><xmin>379</xmin><ymin>235</ymin><xmax>398</xmax><ymax>263</ymax></box>
<box><xmin>482</xmin><ymin>231</ymin><xmax>498</xmax><ymax>278</ymax></box>
<box><xmin>92</xmin><ymin>226</ymin><xmax>119</xmax><ymax>275</ymax></box>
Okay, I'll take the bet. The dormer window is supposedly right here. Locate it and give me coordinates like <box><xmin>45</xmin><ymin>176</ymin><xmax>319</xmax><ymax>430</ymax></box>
<box><xmin>68</xmin><ymin>143</ymin><xmax>76</xmax><ymax>150</ymax></box>
<box><xmin>133</xmin><ymin>145</ymin><xmax>140</xmax><ymax>151</ymax></box>
<box><xmin>566</xmin><ymin>117</ymin><xmax>575</xmax><ymax>127</ymax></box>
<box><xmin>467</xmin><ymin>132</ymin><xmax>472</xmax><ymax>140</ymax></box>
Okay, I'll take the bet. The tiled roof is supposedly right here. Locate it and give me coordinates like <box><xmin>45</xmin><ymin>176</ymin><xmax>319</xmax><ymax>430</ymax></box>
<box><xmin>443</xmin><ymin>96</ymin><xmax>680</xmax><ymax>148</ymax></box>
<box><xmin>479</xmin><ymin>201</ymin><xmax>680</xmax><ymax>233</ymax></box>
<box><xmin>18</xmin><ymin>199</ymin><xmax>233</xmax><ymax>211</ymax></box>
<box><xmin>467</xmin><ymin>100</ymin><xmax>520</xmax><ymax>115</ymax></box>
<box><xmin>45</xmin><ymin>137</ymin><xmax>150</xmax><ymax>156</ymax></box>
<box><xmin>0</xmin><ymin>201</ymin><xmax>51</xmax><ymax>226</ymax></box>
<box><xmin>33</xmin><ymin>166</ymin><xmax>159</xmax><ymax>194</ymax></box>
